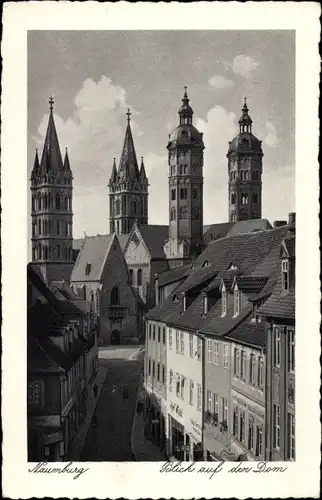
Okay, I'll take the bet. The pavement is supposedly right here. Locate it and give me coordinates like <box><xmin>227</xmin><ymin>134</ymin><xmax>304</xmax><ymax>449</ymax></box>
<box><xmin>80</xmin><ymin>346</ymin><xmax>143</xmax><ymax>461</ymax></box>
<box><xmin>131</xmin><ymin>375</ymin><xmax>167</xmax><ymax>462</ymax></box>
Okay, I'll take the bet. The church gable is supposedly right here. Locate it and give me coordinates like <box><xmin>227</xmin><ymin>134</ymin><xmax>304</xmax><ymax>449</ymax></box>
<box><xmin>124</xmin><ymin>227</ymin><xmax>151</xmax><ymax>266</ymax></box>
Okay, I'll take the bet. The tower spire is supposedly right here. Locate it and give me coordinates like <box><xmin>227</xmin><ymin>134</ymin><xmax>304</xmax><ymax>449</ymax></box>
<box><xmin>126</xmin><ymin>107</ymin><xmax>131</xmax><ymax>124</ymax></box>
<box><xmin>49</xmin><ymin>96</ymin><xmax>54</xmax><ymax>114</ymax></box>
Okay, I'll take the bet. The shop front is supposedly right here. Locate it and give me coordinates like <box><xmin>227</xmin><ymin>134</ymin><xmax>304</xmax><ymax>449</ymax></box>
<box><xmin>167</xmin><ymin>402</ymin><xmax>204</xmax><ymax>461</ymax></box>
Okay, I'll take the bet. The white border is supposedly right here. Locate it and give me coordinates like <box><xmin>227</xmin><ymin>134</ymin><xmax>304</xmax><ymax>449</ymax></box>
<box><xmin>1</xmin><ymin>2</ymin><xmax>321</xmax><ymax>498</ymax></box>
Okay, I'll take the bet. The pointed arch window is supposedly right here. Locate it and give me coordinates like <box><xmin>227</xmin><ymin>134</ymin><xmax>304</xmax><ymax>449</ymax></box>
<box><xmin>241</xmin><ymin>194</ymin><xmax>248</xmax><ymax>205</ymax></box>
<box><xmin>64</xmin><ymin>197</ymin><xmax>68</xmax><ymax>211</ymax></box>
<box><xmin>180</xmin><ymin>188</ymin><xmax>187</xmax><ymax>200</ymax></box>
<box><xmin>252</xmin><ymin>193</ymin><xmax>259</xmax><ymax>204</ymax></box>
<box><xmin>38</xmin><ymin>219</ymin><xmax>41</xmax><ymax>235</ymax></box>
<box><xmin>184</xmin><ymin>164</ymin><xmax>188</xmax><ymax>175</ymax></box>
<box><xmin>38</xmin><ymin>195</ymin><xmax>42</xmax><ymax>211</ymax></box>
<box><xmin>171</xmin><ymin>165</ymin><xmax>176</xmax><ymax>176</ymax></box>
<box><xmin>171</xmin><ymin>208</ymin><xmax>176</xmax><ymax>221</ymax></box>
<box><xmin>192</xmin><ymin>188</ymin><xmax>198</xmax><ymax>199</ymax></box>
<box><xmin>56</xmin><ymin>220</ymin><xmax>60</xmax><ymax>235</ymax></box>
<box><xmin>55</xmin><ymin>193</ymin><xmax>61</xmax><ymax>210</ymax></box>
<box><xmin>57</xmin><ymin>244</ymin><xmax>61</xmax><ymax>258</ymax></box>
<box><xmin>111</xmin><ymin>286</ymin><xmax>119</xmax><ymax>306</ymax></box>
<box><xmin>32</xmin><ymin>196</ymin><xmax>36</xmax><ymax>211</ymax></box>
<box><xmin>48</xmin><ymin>193</ymin><xmax>52</xmax><ymax>209</ymax></box>
<box><xmin>65</xmin><ymin>221</ymin><xmax>68</xmax><ymax>236</ymax></box>
<box><xmin>231</xmin><ymin>193</ymin><xmax>236</xmax><ymax>205</ymax></box>
<box><xmin>137</xmin><ymin>268</ymin><xmax>142</xmax><ymax>286</ymax></box>
<box><xmin>192</xmin><ymin>207</ymin><xmax>200</xmax><ymax>220</ymax></box>
<box><xmin>171</xmin><ymin>189</ymin><xmax>176</xmax><ymax>201</ymax></box>
<box><xmin>115</xmin><ymin>199</ymin><xmax>120</xmax><ymax>216</ymax></box>
<box><xmin>179</xmin><ymin>206</ymin><xmax>188</xmax><ymax>220</ymax></box>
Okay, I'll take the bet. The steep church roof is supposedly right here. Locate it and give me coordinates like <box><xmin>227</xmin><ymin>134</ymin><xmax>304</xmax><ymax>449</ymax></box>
<box><xmin>39</xmin><ymin>98</ymin><xmax>64</xmax><ymax>175</ymax></box>
<box><xmin>117</xmin><ymin>108</ymin><xmax>140</xmax><ymax>181</ymax></box>
<box><xmin>71</xmin><ymin>234</ymin><xmax>115</xmax><ymax>282</ymax></box>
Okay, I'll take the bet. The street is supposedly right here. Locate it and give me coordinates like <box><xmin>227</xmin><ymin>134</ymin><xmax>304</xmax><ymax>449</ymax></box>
<box><xmin>80</xmin><ymin>346</ymin><xmax>143</xmax><ymax>461</ymax></box>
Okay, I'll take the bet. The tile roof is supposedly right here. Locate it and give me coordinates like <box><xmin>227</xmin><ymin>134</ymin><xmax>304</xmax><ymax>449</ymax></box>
<box><xmin>138</xmin><ymin>224</ymin><xmax>169</xmax><ymax>260</ymax></box>
<box><xmin>226</xmin><ymin>219</ymin><xmax>272</xmax><ymax>237</ymax></box>
<box><xmin>28</xmin><ymin>334</ymin><xmax>64</xmax><ymax>373</ymax></box>
<box><xmin>71</xmin><ymin>234</ymin><xmax>114</xmax><ymax>282</ymax></box>
<box><xmin>157</xmin><ymin>263</ymin><xmax>191</xmax><ymax>287</ymax></box>
<box><xmin>235</xmin><ymin>276</ymin><xmax>268</xmax><ymax>293</ymax></box>
<box><xmin>203</xmin><ymin>222</ymin><xmax>235</xmax><ymax>244</ymax></box>
<box><xmin>259</xmin><ymin>283</ymin><xmax>295</xmax><ymax>320</ymax></box>
<box><xmin>226</xmin><ymin>314</ymin><xmax>266</xmax><ymax>348</ymax></box>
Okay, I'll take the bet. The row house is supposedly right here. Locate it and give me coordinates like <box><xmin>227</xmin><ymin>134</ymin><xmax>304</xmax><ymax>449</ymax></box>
<box><xmin>27</xmin><ymin>264</ymin><xmax>98</xmax><ymax>462</ymax></box>
<box><xmin>145</xmin><ymin>220</ymin><xmax>295</xmax><ymax>461</ymax></box>
<box><xmin>260</xmin><ymin>228</ymin><xmax>296</xmax><ymax>460</ymax></box>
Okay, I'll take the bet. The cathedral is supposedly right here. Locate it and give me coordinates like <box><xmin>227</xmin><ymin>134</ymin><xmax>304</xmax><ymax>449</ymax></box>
<box><xmin>30</xmin><ymin>90</ymin><xmax>270</xmax><ymax>344</ymax></box>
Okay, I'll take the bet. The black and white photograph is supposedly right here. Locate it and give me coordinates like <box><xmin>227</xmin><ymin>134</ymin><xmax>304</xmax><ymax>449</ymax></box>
<box><xmin>1</xmin><ymin>2</ymin><xmax>320</xmax><ymax>499</ymax></box>
<box><xmin>27</xmin><ymin>28</ymin><xmax>296</xmax><ymax>463</ymax></box>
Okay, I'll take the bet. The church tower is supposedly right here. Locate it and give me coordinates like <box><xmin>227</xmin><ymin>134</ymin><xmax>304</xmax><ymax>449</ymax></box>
<box><xmin>30</xmin><ymin>98</ymin><xmax>73</xmax><ymax>284</ymax></box>
<box><xmin>164</xmin><ymin>87</ymin><xmax>205</xmax><ymax>269</ymax></box>
<box><xmin>108</xmin><ymin>109</ymin><xmax>148</xmax><ymax>235</ymax></box>
<box><xmin>227</xmin><ymin>98</ymin><xmax>263</xmax><ymax>222</ymax></box>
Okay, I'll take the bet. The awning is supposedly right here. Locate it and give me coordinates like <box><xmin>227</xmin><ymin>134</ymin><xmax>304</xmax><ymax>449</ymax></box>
<box><xmin>220</xmin><ymin>438</ymin><xmax>255</xmax><ymax>461</ymax></box>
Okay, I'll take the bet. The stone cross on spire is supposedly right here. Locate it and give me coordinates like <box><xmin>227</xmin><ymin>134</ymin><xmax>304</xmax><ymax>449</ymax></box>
<box><xmin>49</xmin><ymin>96</ymin><xmax>54</xmax><ymax>113</ymax></box>
<box><xmin>126</xmin><ymin>107</ymin><xmax>131</xmax><ymax>123</ymax></box>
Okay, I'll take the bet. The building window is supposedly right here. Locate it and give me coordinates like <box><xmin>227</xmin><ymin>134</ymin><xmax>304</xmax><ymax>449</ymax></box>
<box><xmin>222</xmin><ymin>398</ymin><xmax>228</xmax><ymax>428</ymax></box>
<box><xmin>223</xmin><ymin>343</ymin><xmax>229</xmax><ymax>369</ymax></box>
<box><xmin>148</xmin><ymin>324</ymin><xmax>151</xmax><ymax>339</ymax></box>
<box><xmin>231</xmin><ymin>193</ymin><xmax>236</xmax><ymax>205</ymax></box>
<box><xmin>171</xmin><ymin>165</ymin><xmax>175</xmax><ymax>176</ymax></box>
<box><xmin>189</xmin><ymin>334</ymin><xmax>194</xmax><ymax>358</ymax></box>
<box><xmin>180</xmin><ymin>188</ymin><xmax>187</xmax><ymax>200</ymax></box>
<box><xmin>129</xmin><ymin>269</ymin><xmax>133</xmax><ymax>284</ymax></box>
<box><xmin>162</xmin><ymin>365</ymin><xmax>165</xmax><ymax>384</ymax></box>
<box><xmin>197</xmin><ymin>384</ymin><xmax>202</xmax><ymax>411</ymax></box>
<box><xmin>239</xmin><ymin>410</ymin><xmax>245</xmax><ymax>443</ymax></box>
<box><xmin>157</xmin><ymin>327</ymin><xmax>161</xmax><ymax>343</ymax></box>
<box><xmin>110</xmin><ymin>286</ymin><xmax>119</xmax><ymax>306</ymax></box>
<box><xmin>203</xmin><ymin>295</ymin><xmax>208</xmax><ymax>315</ymax></box>
<box><xmin>55</xmin><ymin>193</ymin><xmax>61</xmax><ymax>210</ymax></box>
<box><xmin>252</xmin><ymin>193</ymin><xmax>259</xmax><ymax>203</ymax></box>
<box><xmin>192</xmin><ymin>187</ymin><xmax>198</xmax><ymax>199</ymax></box>
<box><xmin>234</xmin><ymin>347</ymin><xmax>240</xmax><ymax>376</ymax></box>
<box><xmin>179</xmin><ymin>206</ymin><xmax>188</xmax><ymax>219</ymax></box>
<box><xmin>153</xmin><ymin>325</ymin><xmax>155</xmax><ymax>341</ymax></box>
<box><xmin>171</xmin><ymin>208</ymin><xmax>176</xmax><ymax>221</ymax></box>
<box><xmin>240</xmin><ymin>350</ymin><xmax>246</xmax><ymax>380</ymax></box>
<box><xmin>137</xmin><ymin>268</ymin><xmax>142</xmax><ymax>286</ymax></box>
<box><xmin>255</xmin><ymin>426</ymin><xmax>263</xmax><ymax>457</ymax></box>
<box><xmin>233</xmin><ymin>406</ymin><xmax>238</xmax><ymax>436</ymax></box>
<box><xmin>273</xmin><ymin>404</ymin><xmax>280</xmax><ymax>449</ymax></box>
<box><xmin>214</xmin><ymin>394</ymin><xmax>219</xmax><ymax>423</ymax></box>
<box><xmin>176</xmin><ymin>376</ymin><xmax>180</xmax><ymax>397</ymax></box>
<box><xmin>282</xmin><ymin>259</ymin><xmax>289</xmax><ymax>292</ymax></box>
<box><xmin>197</xmin><ymin>338</ymin><xmax>202</xmax><ymax>360</ymax></box>
<box><xmin>152</xmin><ymin>361</ymin><xmax>155</xmax><ymax>378</ymax></box>
<box><xmin>287</xmin><ymin>413</ymin><xmax>295</xmax><ymax>460</ymax></box>
<box><xmin>248</xmin><ymin>418</ymin><xmax>254</xmax><ymax>450</ymax></box>
<box><xmin>148</xmin><ymin>358</ymin><xmax>151</xmax><ymax>375</ymax></box>
<box><xmin>207</xmin><ymin>390</ymin><xmax>213</xmax><ymax>412</ymax></box>
<box><xmin>234</xmin><ymin>289</ymin><xmax>240</xmax><ymax>316</ymax></box>
<box><xmin>288</xmin><ymin>329</ymin><xmax>295</xmax><ymax>372</ymax></box>
<box><xmin>28</xmin><ymin>381</ymin><xmax>43</xmax><ymax>407</ymax></box>
<box><xmin>274</xmin><ymin>327</ymin><xmax>281</xmax><ymax>367</ymax></box>
<box><xmin>183</xmin><ymin>294</ymin><xmax>187</xmax><ymax>311</ymax></box>
<box><xmin>171</xmin><ymin>189</ymin><xmax>176</xmax><ymax>200</ymax></box>
<box><xmin>189</xmin><ymin>380</ymin><xmax>194</xmax><ymax>406</ymax></box>
<box><xmin>169</xmin><ymin>329</ymin><xmax>172</xmax><ymax>349</ymax></box>
<box><xmin>222</xmin><ymin>291</ymin><xmax>227</xmax><ymax>316</ymax></box>
<box><xmin>180</xmin><ymin>377</ymin><xmax>185</xmax><ymax>399</ymax></box>
<box><xmin>184</xmin><ymin>164</ymin><xmax>188</xmax><ymax>174</ymax></box>
<box><xmin>213</xmin><ymin>341</ymin><xmax>219</xmax><ymax>366</ymax></box>
<box><xmin>180</xmin><ymin>332</ymin><xmax>184</xmax><ymax>354</ymax></box>
<box><xmin>57</xmin><ymin>244</ymin><xmax>60</xmax><ymax>258</ymax></box>
<box><xmin>207</xmin><ymin>340</ymin><xmax>213</xmax><ymax>364</ymax></box>
<box><xmin>157</xmin><ymin>363</ymin><xmax>160</xmax><ymax>382</ymax></box>
<box><xmin>85</xmin><ymin>262</ymin><xmax>92</xmax><ymax>276</ymax></box>
<box><xmin>162</xmin><ymin>327</ymin><xmax>166</xmax><ymax>344</ymax></box>
<box><xmin>241</xmin><ymin>194</ymin><xmax>248</xmax><ymax>205</ymax></box>
<box><xmin>257</xmin><ymin>356</ymin><xmax>264</xmax><ymax>388</ymax></box>
<box><xmin>169</xmin><ymin>370</ymin><xmax>173</xmax><ymax>392</ymax></box>
<box><xmin>175</xmin><ymin>331</ymin><xmax>180</xmax><ymax>352</ymax></box>
<box><xmin>249</xmin><ymin>354</ymin><xmax>256</xmax><ymax>384</ymax></box>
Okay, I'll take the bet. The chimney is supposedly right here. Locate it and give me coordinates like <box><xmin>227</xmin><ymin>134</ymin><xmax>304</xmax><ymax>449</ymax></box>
<box><xmin>273</xmin><ymin>220</ymin><xmax>287</xmax><ymax>228</ymax></box>
<box><xmin>288</xmin><ymin>212</ymin><xmax>296</xmax><ymax>225</ymax></box>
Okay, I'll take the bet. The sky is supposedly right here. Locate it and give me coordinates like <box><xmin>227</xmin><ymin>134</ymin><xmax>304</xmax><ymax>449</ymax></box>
<box><xmin>28</xmin><ymin>30</ymin><xmax>295</xmax><ymax>239</ymax></box>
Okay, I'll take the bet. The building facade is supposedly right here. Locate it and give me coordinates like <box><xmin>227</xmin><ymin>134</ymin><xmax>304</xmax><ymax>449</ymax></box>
<box><xmin>164</xmin><ymin>88</ymin><xmax>205</xmax><ymax>268</ymax></box>
<box><xmin>108</xmin><ymin>109</ymin><xmax>149</xmax><ymax>235</ymax></box>
<box><xmin>227</xmin><ymin>98</ymin><xmax>263</xmax><ymax>222</ymax></box>
<box><xmin>30</xmin><ymin>98</ymin><xmax>74</xmax><ymax>284</ymax></box>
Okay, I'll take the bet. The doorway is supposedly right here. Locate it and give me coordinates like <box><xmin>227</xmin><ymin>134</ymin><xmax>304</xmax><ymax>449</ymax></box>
<box><xmin>111</xmin><ymin>329</ymin><xmax>121</xmax><ymax>345</ymax></box>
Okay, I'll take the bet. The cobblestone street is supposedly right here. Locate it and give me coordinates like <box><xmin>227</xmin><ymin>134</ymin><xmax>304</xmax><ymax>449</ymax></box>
<box><xmin>80</xmin><ymin>347</ymin><xmax>143</xmax><ymax>461</ymax></box>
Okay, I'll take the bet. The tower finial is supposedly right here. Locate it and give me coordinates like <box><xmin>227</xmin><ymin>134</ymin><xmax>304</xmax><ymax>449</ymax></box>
<box><xmin>184</xmin><ymin>85</ymin><xmax>188</xmax><ymax>97</ymax></box>
<box><xmin>49</xmin><ymin>96</ymin><xmax>54</xmax><ymax>113</ymax></box>
<box><xmin>126</xmin><ymin>107</ymin><xmax>131</xmax><ymax>124</ymax></box>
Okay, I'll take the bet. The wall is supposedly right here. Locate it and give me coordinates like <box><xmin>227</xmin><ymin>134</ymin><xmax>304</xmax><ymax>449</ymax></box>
<box><xmin>203</xmin><ymin>336</ymin><xmax>232</xmax><ymax>459</ymax></box>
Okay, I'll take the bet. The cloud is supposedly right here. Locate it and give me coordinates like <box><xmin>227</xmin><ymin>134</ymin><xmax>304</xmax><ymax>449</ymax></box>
<box><xmin>208</xmin><ymin>75</ymin><xmax>235</xmax><ymax>89</ymax></box>
<box><xmin>262</xmin><ymin>165</ymin><xmax>295</xmax><ymax>221</ymax></box>
<box><xmin>264</xmin><ymin>121</ymin><xmax>279</xmax><ymax>148</ymax></box>
<box><xmin>231</xmin><ymin>55</ymin><xmax>259</xmax><ymax>79</ymax></box>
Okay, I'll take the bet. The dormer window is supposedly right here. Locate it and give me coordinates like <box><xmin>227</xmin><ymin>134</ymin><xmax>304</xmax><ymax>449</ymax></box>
<box><xmin>234</xmin><ymin>289</ymin><xmax>241</xmax><ymax>317</ymax></box>
<box><xmin>203</xmin><ymin>295</ymin><xmax>208</xmax><ymax>315</ymax></box>
<box><xmin>282</xmin><ymin>259</ymin><xmax>289</xmax><ymax>292</ymax></box>
<box><xmin>222</xmin><ymin>291</ymin><xmax>227</xmax><ymax>316</ymax></box>
<box><xmin>183</xmin><ymin>294</ymin><xmax>187</xmax><ymax>312</ymax></box>
<box><xmin>202</xmin><ymin>260</ymin><xmax>210</xmax><ymax>268</ymax></box>
<box><xmin>85</xmin><ymin>263</ymin><xmax>92</xmax><ymax>276</ymax></box>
